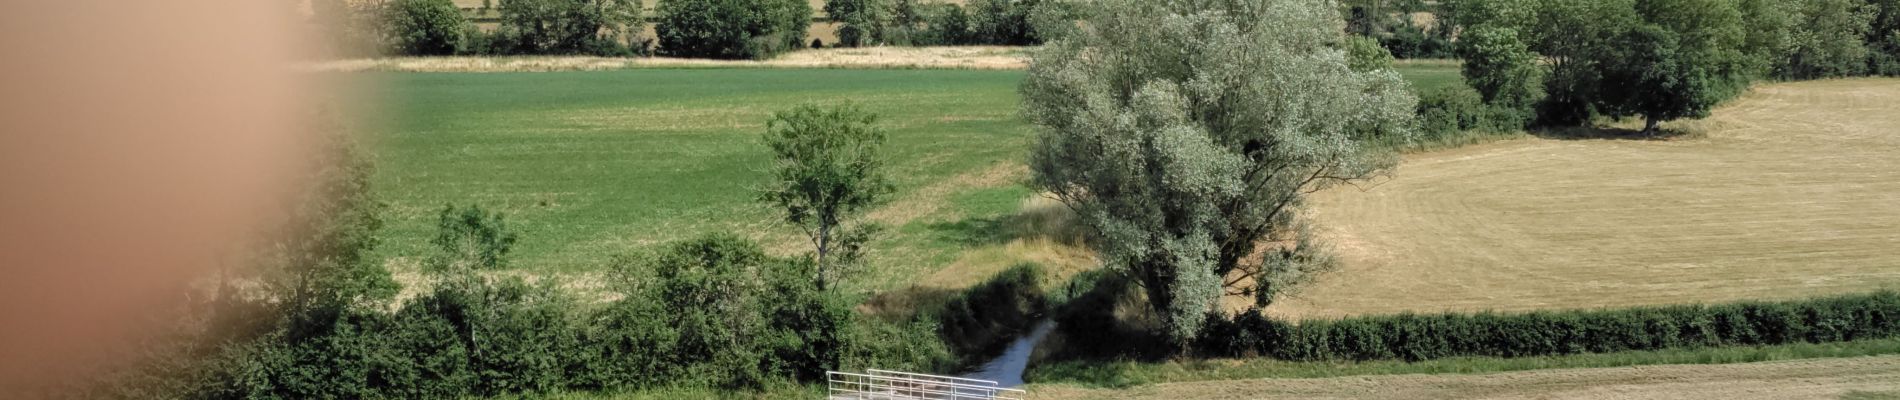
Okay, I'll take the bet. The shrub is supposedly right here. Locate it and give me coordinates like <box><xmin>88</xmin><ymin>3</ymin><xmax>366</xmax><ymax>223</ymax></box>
<box><xmin>387</xmin><ymin>0</ymin><xmax>469</xmax><ymax>56</ymax></box>
<box><xmin>655</xmin><ymin>0</ymin><xmax>811</xmax><ymax>60</ymax></box>
<box><xmin>1346</xmin><ymin>35</ymin><xmax>1395</xmax><ymax>72</ymax></box>
<box><xmin>426</xmin><ymin>204</ymin><xmax>518</xmax><ymax>274</ymax></box>
<box><xmin>1416</xmin><ymin>85</ymin><xmax>1498</xmax><ymax>140</ymax></box>
<box><xmin>1194</xmin><ymin>291</ymin><xmax>1900</xmax><ymax>362</ymax></box>
<box><xmin>404</xmin><ymin>277</ymin><xmax>581</xmax><ymax>395</ymax></box>
<box><xmin>605</xmin><ymin>233</ymin><xmax>854</xmax><ymax>388</ymax></box>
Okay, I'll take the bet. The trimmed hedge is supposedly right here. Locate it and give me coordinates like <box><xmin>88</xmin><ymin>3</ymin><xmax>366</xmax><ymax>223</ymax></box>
<box><xmin>1196</xmin><ymin>291</ymin><xmax>1900</xmax><ymax>362</ymax></box>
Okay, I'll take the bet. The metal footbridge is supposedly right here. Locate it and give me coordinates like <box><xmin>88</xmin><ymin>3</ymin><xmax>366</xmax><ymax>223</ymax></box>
<box><xmin>826</xmin><ymin>369</ymin><xmax>1026</xmax><ymax>400</ymax></box>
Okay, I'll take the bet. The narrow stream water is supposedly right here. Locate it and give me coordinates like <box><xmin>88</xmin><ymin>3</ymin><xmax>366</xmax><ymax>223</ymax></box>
<box><xmin>959</xmin><ymin>320</ymin><xmax>1056</xmax><ymax>387</ymax></box>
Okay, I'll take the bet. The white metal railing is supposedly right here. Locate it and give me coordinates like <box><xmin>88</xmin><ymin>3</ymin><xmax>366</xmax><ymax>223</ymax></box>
<box><xmin>826</xmin><ymin>370</ymin><xmax>1025</xmax><ymax>400</ymax></box>
<box><xmin>865</xmin><ymin>369</ymin><xmax>1001</xmax><ymax>388</ymax></box>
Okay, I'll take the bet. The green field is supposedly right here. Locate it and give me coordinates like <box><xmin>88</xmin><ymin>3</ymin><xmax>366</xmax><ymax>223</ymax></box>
<box><xmin>372</xmin><ymin>65</ymin><xmax>1461</xmax><ymax>292</ymax></box>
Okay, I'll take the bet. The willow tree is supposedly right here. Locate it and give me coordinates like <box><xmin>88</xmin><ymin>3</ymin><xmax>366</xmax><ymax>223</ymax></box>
<box><xmin>1020</xmin><ymin>0</ymin><xmax>1417</xmax><ymax>345</ymax></box>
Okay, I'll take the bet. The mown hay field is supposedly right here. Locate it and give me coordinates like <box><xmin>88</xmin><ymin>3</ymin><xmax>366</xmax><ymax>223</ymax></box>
<box><xmin>1273</xmin><ymin>79</ymin><xmax>1900</xmax><ymax>319</ymax></box>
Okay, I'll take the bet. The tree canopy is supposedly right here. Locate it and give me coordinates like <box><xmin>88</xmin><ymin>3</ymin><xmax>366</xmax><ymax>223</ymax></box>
<box><xmin>1021</xmin><ymin>0</ymin><xmax>1417</xmax><ymax>346</ymax></box>
<box><xmin>759</xmin><ymin>104</ymin><xmax>893</xmax><ymax>291</ymax></box>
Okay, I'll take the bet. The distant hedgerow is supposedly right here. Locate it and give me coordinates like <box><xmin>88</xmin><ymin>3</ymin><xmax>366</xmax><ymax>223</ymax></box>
<box><xmin>1195</xmin><ymin>291</ymin><xmax>1900</xmax><ymax>362</ymax></box>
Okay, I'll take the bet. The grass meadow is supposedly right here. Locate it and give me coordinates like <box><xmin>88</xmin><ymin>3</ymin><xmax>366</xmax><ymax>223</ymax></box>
<box><xmin>367</xmin><ymin>63</ymin><xmax>1462</xmax><ymax>295</ymax></box>
<box><xmin>372</xmin><ymin>69</ymin><xmax>1036</xmax><ymax>293</ymax></box>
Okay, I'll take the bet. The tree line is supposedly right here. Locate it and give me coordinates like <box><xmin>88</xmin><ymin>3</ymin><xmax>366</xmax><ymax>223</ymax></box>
<box><xmin>1400</xmin><ymin>0</ymin><xmax>1900</xmax><ymax>141</ymax></box>
<box><xmin>1349</xmin><ymin>0</ymin><xmax>1900</xmax><ymax>75</ymax></box>
<box><xmin>319</xmin><ymin>0</ymin><xmax>1053</xmax><ymax>59</ymax></box>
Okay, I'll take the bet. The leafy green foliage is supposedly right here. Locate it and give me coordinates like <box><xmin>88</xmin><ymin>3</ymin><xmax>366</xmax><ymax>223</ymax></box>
<box><xmin>1783</xmin><ymin>0</ymin><xmax>1878</xmax><ymax>79</ymax></box>
<box><xmin>1416</xmin><ymin>85</ymin><xmax>1500</xmax><ymax>139</ymax></box>
<box><xmin>491</xmin><ymin>0</ymin><xmax>643</xmax><ymax>55</ymax></box>
<box><xmin>827</xmin><ymin>0</ymin><xmax>888</xmax><ymax>47</ymax></box>
<box><xmin>969</xmin><ymin>0</ymin><xmax>1044</xmax><ymax>45</ymax></box>
<box><xmin>266</xmin><ymin>131</ymin><xmax>399</xmax><ymax>339</ymax></box>
<box><xmin>604</xmin><ymin>233</ymin><xmax>857</xmax><ymax>388</ymax></box>
<box><xmin>918</xmin><ymin>3</ymin><xmax>975</xmax><ymax>45</ymax></box>
<box><xmin>1342</xmin><ymin>0</ymin><xmax>1456</xmax><ymax>58</ymax></box>
<box><xmin>1195</xmin><ymin>291</ymin><xmax>1900</xmax><ymax>362</ymax></box>
<box><xmin>1873</xmin><ymin>0</ymin><xmax>1900</xmax><ymax>75</ymax></box>
<box><xmin>760</xmin><ymin>104</ymin><xmax>893</xmax><ymax>290</ymax></box>
<box><xmin>405</xmin><ymin>277</ymin><xmax>582</xmax><ymax>395</ymax></box>
<box><xmin>655</xmin><ymin>0</ymin><xmax>811</xmax><ymax>60</ymax></box>
<box><xmin>425</xmin><ymin>204</ymin><xmax>518</xmax><ymax>275</ymax></box>
<box><xmin>1022</xmin><ymin>0</ymin><xmax>1417</xmax><ymax>348</ymax></box>
<box><xmin>1457</xmin><ymin>26</ymin><xmax>1545</xmax><ymax>130</ymax></box>
<box><xmin>1599</xmin><ymin>0</ymin><xmax>1751</xmax><ymax>132</ymax></box>
<box><xmin>1346</xmin><ymin>35</ymin><xmax>1396</xmax><ymax>72</ymax></box>
<box><xmin>387</xmin><ymin>0</ymin><xmax>469</xmax><ymax>56</ymax></box>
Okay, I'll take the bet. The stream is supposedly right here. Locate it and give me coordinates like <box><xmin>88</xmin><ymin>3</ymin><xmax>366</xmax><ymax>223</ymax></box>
<box><xmin>958</xmin><ymin>320</ymin><xmax>1057</xmax><ymax>387</ymax></box>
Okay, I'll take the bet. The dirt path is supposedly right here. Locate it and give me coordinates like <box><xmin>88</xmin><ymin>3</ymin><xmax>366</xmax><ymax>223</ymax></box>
<box><xmin>1272</xmin><ymin>79</ymin><xmax>1900</xmax><ymax>319</ymax></box>
<box><xmin>1027</xmin><ymin>355</ymin><xmax>1900</xmax><ymax>400</ymax></box>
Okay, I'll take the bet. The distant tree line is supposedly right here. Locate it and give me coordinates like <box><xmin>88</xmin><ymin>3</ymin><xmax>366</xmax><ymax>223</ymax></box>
<box><xmin>822</xmin><ymin>0</ymin><xmax>1058</xmax><ymax>47</ymax></box>
<box><xmin>1404</xmin><ymin>0</ymin><xmax>1900</xmax><ymax>142</ymax></box>
<box><xmin>316</xmin><ymin>0</ymin><xmax>1059</xmax><ymax>59</ymax></box>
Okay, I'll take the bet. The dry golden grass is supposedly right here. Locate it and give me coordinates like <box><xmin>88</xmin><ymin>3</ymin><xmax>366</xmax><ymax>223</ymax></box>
<box><xmin>1027</xmin><ymin>355</ymin><xmax>1900</xmax><ymax>400</ymax></box>
<box><xmin>1269</xmin><ymin>79</ymin><xmax>1900</xmax><ymax>319</ymax></box>
<box><xmin>305</xmin><ymin>46</ymin><xmax>1028</xmax><ymax>73</ymax></box>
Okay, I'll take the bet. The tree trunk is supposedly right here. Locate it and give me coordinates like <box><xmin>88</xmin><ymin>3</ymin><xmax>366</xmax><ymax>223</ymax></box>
<box><xmin>1643</xmin><ymin>115</ymin><xmax>1661</xmax><ymax>136</ymax></box>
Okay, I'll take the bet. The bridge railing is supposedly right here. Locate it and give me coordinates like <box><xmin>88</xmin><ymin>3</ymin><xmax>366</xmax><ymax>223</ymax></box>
<box><xmin>826</xmin><ymin>370</ymin><xmax>1025</xmax><ymax>400</ymax></box>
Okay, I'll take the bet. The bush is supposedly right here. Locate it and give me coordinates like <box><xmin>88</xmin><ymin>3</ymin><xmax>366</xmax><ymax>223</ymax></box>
<box><xmin>387</xmin><ymin>0</ymin><xmax>469</xmax><ymax>56</ymax></box>
<box><xmin>604</xmin><ymin>233</ymin><xmax>854</xmax><ymax>388</ymax></box>
<box><xmin>1194</xmin><ymin>291</ymin><xmax>1900</xmax><ymax>362</ymax></box>
<box><xmin>426</xmin><ymin>204</ymin><xmax>518</xmax><ymax>274</ymax></box>
<box><xmin>1415</xmin><ymin>85</ymin><xmax>1506</xmax><ymax>140</ymax></box>
<box><xmin>1346</xmin><ymin>35</ymin><xmax>1395</xmax><ymax>72</ymax></box>
<box><xmin>403</xmin><ymin>277</ymin><xmax>582</xmax><ymax>395</ymax></box>
<box><xmin>655</xmin><ymin>0</ymin><xmax>811</xmax><ymax>60</ymax></box>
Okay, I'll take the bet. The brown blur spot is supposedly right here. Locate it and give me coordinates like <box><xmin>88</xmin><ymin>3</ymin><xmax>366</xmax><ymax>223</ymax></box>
<box><xmin>0</xmin><ymin>0</ymin><xmax>322</xmax><ymax>392</ymax></box>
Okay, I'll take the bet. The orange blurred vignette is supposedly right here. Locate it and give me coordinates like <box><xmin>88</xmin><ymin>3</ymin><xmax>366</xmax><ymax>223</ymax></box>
<box><xmin>0</xmin><ymin>0</ymin><xmax>345</xmax><ymax>392</ymax></box>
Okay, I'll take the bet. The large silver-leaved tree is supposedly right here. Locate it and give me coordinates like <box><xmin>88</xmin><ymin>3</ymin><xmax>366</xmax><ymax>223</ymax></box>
<box><xmin>1021</xmin><ymin>0</ymin><xmax>1418</xmax><ymax>345</ymax></box>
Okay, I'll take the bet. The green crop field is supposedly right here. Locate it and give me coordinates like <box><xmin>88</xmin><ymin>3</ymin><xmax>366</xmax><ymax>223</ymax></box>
<box><xmin>371</xmin><ymin>66</ymin><xmax>1459</xmax><ymax>293</ymax></box>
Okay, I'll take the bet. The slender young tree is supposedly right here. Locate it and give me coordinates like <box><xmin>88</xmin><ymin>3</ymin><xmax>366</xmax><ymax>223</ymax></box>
<box><xmin>759</xmin><ymin>104</ymin><xmax>893</xmax><ymax>291</ymax></box>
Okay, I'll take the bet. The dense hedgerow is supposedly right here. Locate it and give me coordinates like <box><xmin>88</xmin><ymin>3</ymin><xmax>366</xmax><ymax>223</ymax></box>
<box><xmin>187</xmin><ymin>233</ymin><xmax>964</xmax><ymax>398</ymax></box>
<box><xmin>1415</xmin><ymin>85</ymin><xmax>1499</xmax><ymax>140</ymax></box>
<box><xmin>1194</xmin><ymin>291</ymin><xmax>1900</xmax><ymax>362</ymax></box>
